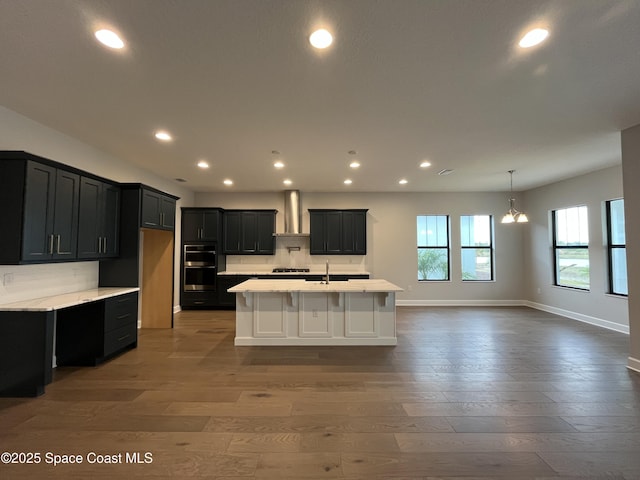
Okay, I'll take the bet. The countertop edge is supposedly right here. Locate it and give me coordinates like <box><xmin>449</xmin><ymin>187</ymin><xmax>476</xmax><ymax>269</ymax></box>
<box><xmin>0</xmin><ymin>287</ymin><xmax>140</xmax><ymax>312</ymax></box>
<box><xmin>228</xmin><ymin>279</ymin><xmax>402</xmax><ymax>293</ymax></box>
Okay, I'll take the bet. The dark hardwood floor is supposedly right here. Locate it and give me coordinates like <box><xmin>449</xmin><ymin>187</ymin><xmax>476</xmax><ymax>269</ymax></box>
<box><xmin>1</xmin><ymin>306</ymin><xmax>640</xmax><ymax>479</ymax></box>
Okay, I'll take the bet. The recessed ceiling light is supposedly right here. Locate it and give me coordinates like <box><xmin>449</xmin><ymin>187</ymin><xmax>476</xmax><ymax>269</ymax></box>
<box><xmin>344</xmin><ymin>179</ymin><xmax>352</xmax><ymax>185</ymax></box>
<box><xmin>349</xmin><ymin>161</ymin><xmax>360</xmax><ymax>169</ymax></box>
<box><xmin>197</xmin><ymin>161</ymin><xmax>209</xmax><ymax>169</ymax></box>
<box><xmin>274</xmin><ymin>161</ymin><xmax>285</xmax><ymax>169</ymax></box>
<box><xmin>419</xmin><ymin>161</ymin><xmax>431</xmax><ymax>168</ymax></box>
<box><xmin>174</xmin><ymin>178</ymin><xmax>187</xmax><ymax>183</ymax></box>
<box><xmin>95</xmin><ymin>29</ymin><xmax>125</xmax><ymax>49</ymax></box>
<box><xmin>154</xmin><ymin>131</ymin><xmax>172</xmax><ymax>142</ymax></box>
<box><xmin>223</xmin><ymin>179</ymin><xmax>233</xmax><ymax>186</ymax></box>
<box><xmin>399</xmin><ymin>179</ymin><xmax>408</xmax><ymax>185</ymax></box>
<box><xmin>309</xmin><ymin>29</ymin><xmax>333</xmax><ymax>49</ymax></box>
<box><xmin>519</xmin><ymin>28</ymin><xmax>549</xmax><ymax>48</ymax></box>
<box><xmin>283</xmin><ymin>179</ymin><xmax>293</xmax><ymax>186</ymax></box>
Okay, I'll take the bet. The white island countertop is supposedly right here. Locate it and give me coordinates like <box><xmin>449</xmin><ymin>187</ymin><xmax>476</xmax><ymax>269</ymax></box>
<box><xmin>228</xmin><ymin>279</ymin><xmax>402</xmax><ymax>293</ymax></box>
<box><xmin>0</xmin><ymin>287</ymin><xmax>140</xmax><ymax>312</ymax></box>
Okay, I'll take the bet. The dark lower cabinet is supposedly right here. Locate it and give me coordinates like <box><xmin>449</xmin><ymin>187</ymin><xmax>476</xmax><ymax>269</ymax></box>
<box><xmin>56</xmin><ymin>292</ymin><xmax>138</xmax><ymax>366</ymax></box>
<box><xmin>0</xmin><ymin>311</ymin><xmax>54</xmax><ymax>397</ymax></box>
<box><xmin>217</xmin><ymin>275</ymin><xmax>254</xmax><ymax>307</ymax></box>
<box><xmin>181</xmin><ymin>291</ymin><xmax>218</xmax><ymax>308</ymax></box>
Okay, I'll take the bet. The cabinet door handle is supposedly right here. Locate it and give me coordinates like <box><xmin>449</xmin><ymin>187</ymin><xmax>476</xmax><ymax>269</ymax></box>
<box><xmin>117</xmin><ymin>334</ymin><xmax>131</xmax><ymax>342</ymax></box>
<box><xmin>56</xmin><ymin>235</ymin><xmax>61</xmax><ymax>254</ymax></box>
<box><xmin>48</xmin><ymin>234</ymin><xmax>55</xmax><ymax>255</ymax></box>
<box><xmin>103</xmin><ymin>237</ymin><xmax>107</xmax><ymax>253</ymax></box>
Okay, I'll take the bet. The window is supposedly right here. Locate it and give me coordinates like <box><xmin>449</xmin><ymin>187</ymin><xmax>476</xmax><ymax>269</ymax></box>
<box><xmin>460</xmin><ymin>215</ymin><xmax>494</xmax><ymax>281</ymax></box>
<box><xmin>553</xmin><ymin>205</ymin><xmax>589</xmax><ymax>290</ymax></box>
<box><xmin>606</xmin><ymin>199</ymin><xmax>627</xmax><ymax>295</ymax></box>
<box><xmin>417</xmin><ymin>215</ymin><xmax>449</xmax><ymax>281</ymax></box>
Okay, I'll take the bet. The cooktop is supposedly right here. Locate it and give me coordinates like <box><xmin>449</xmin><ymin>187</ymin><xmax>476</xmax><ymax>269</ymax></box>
<box><xmin>272</xmin><ymin>268</ymin><xmax>311</xmax><ymax>273</ymax></box>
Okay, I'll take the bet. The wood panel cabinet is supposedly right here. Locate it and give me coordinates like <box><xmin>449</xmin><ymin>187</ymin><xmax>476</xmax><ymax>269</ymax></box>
<box><xmin>77</xmin><ymin>177</ymin><xmax>120</xmax><ymax>259</ymax></box>
<box><xmin>309</xmin><ymin>209</ymin><xmax>367</xmax><ymax>255</ymax></box>
<box><xmin>182</xmin><ymin>208</ymin><xmax>222</xmax><ymax>242</ymax></box>
<box><xmin>0</xmin><ymin>156</ymin><xmax>80</xmax><ymax>264</ymax></box>
<box><xmin>223</xmin><ymin>210</ymin><xmax>276</xmax><ymax>254</ymax></box>
<box><xmin>141</xmin><ymin>188</ymin><xmax>176</xmax><ymax>230</ymax></box>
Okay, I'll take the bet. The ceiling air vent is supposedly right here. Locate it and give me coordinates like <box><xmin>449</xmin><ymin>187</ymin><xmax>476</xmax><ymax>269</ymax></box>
<box><xmin>438</xmin><ymin>169</ymin><xmax>454</xmax><ymax>176</ymax></box>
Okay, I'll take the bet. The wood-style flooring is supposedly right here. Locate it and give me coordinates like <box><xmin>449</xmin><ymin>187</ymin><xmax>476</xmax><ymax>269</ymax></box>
<box><xmin>1</xmin><ymin>306</ymin><xmax>640</xmax><ymax>479</ymax></box>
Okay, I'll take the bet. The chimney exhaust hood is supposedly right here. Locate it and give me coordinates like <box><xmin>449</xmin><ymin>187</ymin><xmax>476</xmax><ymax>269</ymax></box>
<box><xmin>274</xmin><ymin>190</ymin><xmax>309</xmax><ymax>237</ymax></box>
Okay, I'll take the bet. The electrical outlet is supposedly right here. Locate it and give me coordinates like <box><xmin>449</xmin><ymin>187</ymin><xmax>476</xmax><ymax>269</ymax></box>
<box><xmin>537</xmin><ymin>287</ymin><xmax>541</xmax><ymax>294</ymax></box>
<box><xmin>312</xmin><ymin>309</ymin><xmax>318</xmax><ymax>318</ymax></box>
<box><xmin>3</xmin><ymin>273</ymin><xmax>14</xmax><ymax>286</ymax></box>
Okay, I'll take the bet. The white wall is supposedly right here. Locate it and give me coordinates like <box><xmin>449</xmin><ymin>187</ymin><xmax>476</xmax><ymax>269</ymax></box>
<box><xmin>0</xmin><ymin>106</ymin><xmax>194</xmax><ymax>307</ymax></box>
<box><xmin>522</xmin><ymin>165</ymin><xmax>628</xmax><ymax>332</ymax></box>
<box><xmin>196</xmin><ymin>190</ymin><xmax>526</xmax><ymax>304</ymax></box>
<box><xmin>621</xmin><ymin>124</ymin><xmax>640</xmax><ymax>370</ymax></box>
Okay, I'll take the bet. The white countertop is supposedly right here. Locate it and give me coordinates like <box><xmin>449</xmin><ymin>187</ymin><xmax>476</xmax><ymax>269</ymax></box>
<box><xmin>0</xmin><ymin>287</ymin><xmax>140</xmax><ymax>312</ymax></box>
<box><xmin>228</xmin><ymin>279</ymin><xmax>402</xmax><ymax>293</ymax></box>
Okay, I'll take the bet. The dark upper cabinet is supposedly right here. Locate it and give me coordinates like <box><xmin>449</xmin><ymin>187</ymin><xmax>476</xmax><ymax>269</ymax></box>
<box><xmin>182</xmin><ymin>208</ymin><xmax>221</xmax><ymax>242</ymax></box>
<box><xmin>141</xmin><ymin>188</ymin><xmax>176</xmax><ymax>230</ymax></box>
<box><xmin>223</xmin><ymin>210</ymin><xmax>276</xmax><ymax>254</ymax></box>
<box><xmin>222</xmin><ymin>211</ymin><xmax>242</xmax><ymax>254</ymax></box>
<box><xmin>309</xmin><ymin>209</ymin><xmax>367</xmax><ymax>255</ymax></box>
<box><xmin>0</xmin><ymin>158</ymin><xmax>80</xmax><ymax>263</ymax></box>
<box><xmin>16</xmin><ymin>161</ymin><xmax>80</xmax><ymax>262</ymax></box>
<box><xmin>341</xmin><ymin>210</ymin><xmax>367</xmax><ymax>254</ymax></box>
<box><xmin>77</xmin><ymin>177</ymin><xmax>120</xmax><ymax>259</ymax></box>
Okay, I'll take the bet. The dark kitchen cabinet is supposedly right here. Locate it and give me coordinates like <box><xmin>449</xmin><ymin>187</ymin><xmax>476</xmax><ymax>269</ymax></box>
<box><xmin>77</xmin><ymin>177</ymin><xmax>120</xmax><ymax>259</ymax></box>
<box><xmin>182</xmin><ymin>208</ymin><xmax>222</xmax><ymax>242</ymax></box>
<box><xmin>141</xmin><ymin>188</ymin><xmax>176</xmax><ymax>230</ymax></box>
<box><xmin>217</xmin><ymin>275</ymin><xmax>254</xmax><ymax>307</ymax></box>
<box><xmin>309</xmin><ymin>209</ymin><xmax>367</xmax><ymax>255</ymax></box>
<box><xmin>56</xmin><ymin>291</ymin><xmax>138</xmax><ymax>366</ymax></box>
<box><xmin>0</xmin><ymin>156</ymin><xmax>80</xmax><ymax>264</ymax></box>
<box><xmin>223</xmin><ymin>210</ymin><xmax>276</xmax><ymax>255</ymax></box>
<box><xmin>341</xmin><ymin>210</ymin><xmax>367</xmax><ymax>254</ymax></box>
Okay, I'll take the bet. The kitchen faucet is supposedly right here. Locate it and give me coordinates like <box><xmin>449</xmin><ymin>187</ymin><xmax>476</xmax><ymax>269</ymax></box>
<box><xmin>323</xmin><ymin>259</ymin><xmax>330</xmax><ymax>284</ymax></box>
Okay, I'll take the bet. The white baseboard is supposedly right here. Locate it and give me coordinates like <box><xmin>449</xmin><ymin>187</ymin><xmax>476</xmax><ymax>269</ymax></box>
<box><xmin>396</xmin><ymin>299</ymin><xmax>525</xmax><ymax>307</ymax></box>
<box><xmin>628</xmin><ymin>357</ymin><xmax>640</xmax><ymax>373</ymax></box>
<box><xmin>524</xmin><ymin>301</ymin><xmax>629</xmax><ymax>334</ymax></box>
<box><xmin>173</xmin><ymin>305</ymin><xmax>182</xmax><ymax>314</ymax></box>
<box><xmin>395</xmin><ymin>299</ymin><xmax>629</xmax><ymax>335</ymax></box>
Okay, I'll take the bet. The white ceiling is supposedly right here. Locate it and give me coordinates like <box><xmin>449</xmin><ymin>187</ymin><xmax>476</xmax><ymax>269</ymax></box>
<box><xmin>1</xmin><ymin>0</ymin><xmax>639</xmax><ymax>193</ymax></box>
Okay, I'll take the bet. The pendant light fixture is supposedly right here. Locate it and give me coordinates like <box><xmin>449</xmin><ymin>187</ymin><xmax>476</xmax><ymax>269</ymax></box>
<box><xmin>501</xmin><ymin>170</ymin><xmax>528</xmax><ymax>223</ymax></box>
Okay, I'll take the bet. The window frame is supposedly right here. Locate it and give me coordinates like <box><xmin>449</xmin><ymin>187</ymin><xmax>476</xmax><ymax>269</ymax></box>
<box><xmin>417</xmin><ymin>215</ymin><xmax>450</xmax><ymax>282</ymax></box>
<box><xmin>460</xmin><ymin>214</ymin><xmax>494</xmax><ymax>282</ymax></box>
<box><xmin>605</xmin><ymin>198</ymin><xmax>627</xmax><ymax>296</ymax></box>
<box><xmin>552</xmin><ymin>205</ymin><xmax>590</xmax><ymax>291</ymax></box>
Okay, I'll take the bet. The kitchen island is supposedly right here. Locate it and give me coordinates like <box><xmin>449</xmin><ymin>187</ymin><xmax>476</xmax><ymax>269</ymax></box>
<box><xmin>228</xmin><ymin>279</ymin><xmax>402</xmax><ymax>346</ymax></box>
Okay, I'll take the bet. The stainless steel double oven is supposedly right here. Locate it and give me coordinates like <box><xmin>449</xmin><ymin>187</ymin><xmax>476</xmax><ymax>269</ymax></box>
<box><xmin>183</xmin><ymin>244</ymin><xmax>217</xmax><ymax>291</ymax></box>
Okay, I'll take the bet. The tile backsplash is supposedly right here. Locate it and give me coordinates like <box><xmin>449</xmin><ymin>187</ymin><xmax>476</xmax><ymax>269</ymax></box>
<box><xmin>225</xmin><ymin>236</ymin><xmax>367</xmax><ymax>272</ymax></box>
<box><xmin>0</xmin><ymin>262</ymin><xmax>99</xmax><ymax>305</ymax></box>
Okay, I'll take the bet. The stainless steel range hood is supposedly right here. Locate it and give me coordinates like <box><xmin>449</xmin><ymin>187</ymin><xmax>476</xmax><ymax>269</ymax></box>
<box><xmin>274</xmin><ymin>190</ymin><xmax>309</xmax><ymax>237</ymax></box>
